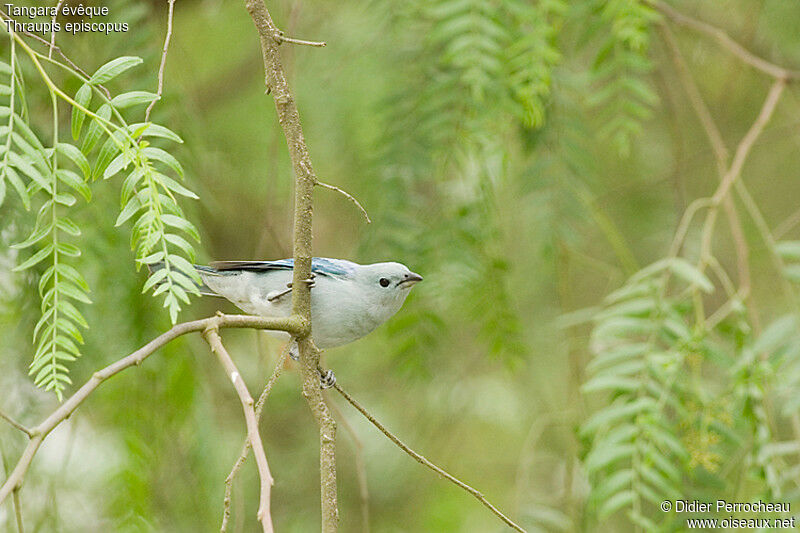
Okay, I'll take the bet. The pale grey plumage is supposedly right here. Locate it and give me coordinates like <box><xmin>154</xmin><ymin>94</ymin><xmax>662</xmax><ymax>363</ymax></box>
<box><xmin>194</xmin><ymin>258</ymin><xmax>422</xmax><ymax>348</ymax></box>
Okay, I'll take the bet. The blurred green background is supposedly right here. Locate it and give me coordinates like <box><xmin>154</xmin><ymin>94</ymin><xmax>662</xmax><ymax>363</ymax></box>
<box><xmin>2</xmin><ymin>0</ymin><xmax>800</xmax><ymax>531</ymax></box>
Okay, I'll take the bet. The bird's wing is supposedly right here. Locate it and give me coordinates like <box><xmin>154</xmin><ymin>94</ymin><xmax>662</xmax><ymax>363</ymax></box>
<box><xmin>208</xmin><ymin>258</ymin><xmax>357</xmax><ymax>278</ymax></box>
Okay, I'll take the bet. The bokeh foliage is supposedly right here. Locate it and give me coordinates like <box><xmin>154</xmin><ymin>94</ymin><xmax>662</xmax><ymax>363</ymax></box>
<box><xmin>2</xmin><ymin>0</ymin><xmax>800</xmax><ymax>531</ymax></box>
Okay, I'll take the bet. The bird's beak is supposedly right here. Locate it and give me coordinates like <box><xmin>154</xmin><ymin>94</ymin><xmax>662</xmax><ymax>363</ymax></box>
<box><xmin>398</xmin><ymin>272</ymin><xmax>423</xmax><ymax>287</ymax></box>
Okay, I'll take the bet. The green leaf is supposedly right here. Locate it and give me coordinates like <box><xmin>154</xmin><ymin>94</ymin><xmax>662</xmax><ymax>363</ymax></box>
<box><xmin>598</xmin><ymin>490</ymin><xmax>634</xmax><ymax>519</ymax></box>
<box><xmin>115</xmin><ymin>195</ymin><xmax>142</xmax><ymax>227</ymax></box>
<box><xmin>55</xmin><ymin>192</ymin><xmax>77</xmax><ymax>206</ymax></box>
<box><xmin>12</xmin><ymin>114</ymin><xmax>46</xmax><ymax>153</ymax></box>
<box><xmin>164</xmin><ymin>233</ymin><xmax>196</xmax><ymax>261</ymax></box>
<box><xmin>668</xmin><ymin>258</ymin><xmax>714</xmax><ymax>293</ymax></box>
<box><xmin>57</xmin><ymin>217</ymin><xmax>82</xmax><ymax>237</ymax></box>
<box><xmin>120</xmin><ymin>168</ymin><xmax>145</xmax><ymax>205</ymax></box>
<box><xmin>777</xmin><ymin>241</ymin><xmax>800</xmax><ymax>261</ymax></box>
<box><xmin>7</xmin><ymin>151</ymin><xmax>51</xmax><ymax>193</ymax></box>
<box><xmin>81</xmin><ymin>104</ymin><xmax>112</xmax><ymax>154</ymax></box>
<box><xmin>593</xmin><ymin>469</ymin><xmax>634</xmax><ymax>502</ymax></box>
<box><xmin>142</xmin><ymin>268</ymin><xmax>168</xmax><ymax>293</ymax></box>
<box><xmin>111</xmin><ymin>91</ymin><xmax>159</xmax><ymax>109</ymax></box>
<box><xmin>89</xmin><ymin>56</ymin><xmax>143</xmax><ymax>85</ymax></box>
<box><xmin>6</xmin><ymin>167</ymin><xmax>30</xmax><ymax>209</ymax></box>
<box><xmin>71</xmin><ymin>83</ymin><xmax>92</xmax><ymax>140</ymax></box>
<box><xmin>56</xmin><ymin>143</ymin><xmax>91</xmax><ymax>179</ymax></box>
<box><xmin>60</xmin><ymin>281</ymin><xmax>92</xmax><ymax>304</ymax></box>
<box><xmin>582</xmin><ymin>397</ymin><xmax>656</xmax><ymax>436</ymax></box>
<box><xmin>103</xmin><ymin>152</ymin><xmax>131</xmax><ymax>180</ymax></box>
<box><xmin>57</xmin><ymin>317</ymin><xmax>84</xmax><ymax>343</ymax></box>
<box><xmin>12</xmin><ymin>222</ymin><xmax>51</xmax><ymax>250</ymax></box>
<box><xmin>12</xmin><ymin>243</ymin><xmax>54</xmax><ymax>271</ymax></box>
<box><xmin>128</xmin><ymin>122</ymin><xmax>183</xmax><ymax>143</ymax></box>
<box><xmin>142</xmin><ymin>147</ymin><xmax>183</xmax><ymax>176</ymax></box>
<box><xmin>57</xmin><ymin>242</ymin><xmax>81</xmax><ymax>257</ymax></box>
<box><xmin>92</xmin><ymin>137</ymin><xmax>123</xmax><ymax>180</ymax></box>
<box><xmin>56</xmin><ymin>169</ymin><xmax>91</xmax><ymax>202</ymax></box>
<box><xmin>585</xmin><ymin>444</ymin><xmax>635</xmax><ymax>474</ymax></box>
<box><xmin>753</xmin><ymin>315</ymin><xmax>798</xmax><ymax>355</ymax></box>
<box><xmin>57</xmin><ymin>263</ymin><xmax>90</xmax><ymax>291</ymax></box>
<box><xmin>155</xmin><ymin>172</ymin><xmax>198</xmax><ymax>199</ymax></box>
<box><xmin>582</xmin><ymin>375</ymin><xmax>640</xmax><ymax>393</ymax></box>
<box><xmin>161</xmin><ymin>214</ymin><xmax>200</xmax><ymax>241</ymax></box>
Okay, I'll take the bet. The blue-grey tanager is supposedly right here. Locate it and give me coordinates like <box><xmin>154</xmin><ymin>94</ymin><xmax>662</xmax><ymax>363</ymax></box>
<box><xmin>193</xmin><ymin>258</ymin><xmax>423</xmax><ymax>350</ymax></box>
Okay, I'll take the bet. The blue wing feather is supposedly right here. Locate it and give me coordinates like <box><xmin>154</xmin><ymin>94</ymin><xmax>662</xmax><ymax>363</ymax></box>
<box><xmin>207</xmin><ymin>258</ymin><xmax>357</xmax><ymax>278</ymax></box>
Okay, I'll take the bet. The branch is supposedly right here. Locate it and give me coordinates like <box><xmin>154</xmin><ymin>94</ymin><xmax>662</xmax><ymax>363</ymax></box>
<box><xmin>316</xmin><ymin>180</ymin><xmax>371</xmax><ymax>224</ymax></box>
<box><xmin>48</xmin><ymin>0</ymin><xmax>65</xmax><ymax>59</ymax></box>
<box><xmin>653</xmin><ymin>1</ymin><xmax>800</xmax><ymax>81</ymax></box>
<box><xmin>144</xmin><ymin>0</ymin><xmax>176</xmax><ymax>123</ymax></box>
<box><xmin>326</xmin><ymin>395</ymin><xmax>370</xmax><ymax>533</ymax></box>
<box><xmin>329</xmin><ymin>376</ymin><xmax>528</xmax><ymax>533</ymax></box>
<box><xmin>0</xmin><ymin>410</ymin><xmax>32</xmax><ymax>437</ymax></box>
<box><xmin>203</xmin><ymin>327</ymin><xmax>274</xmax><ymax>533</ymax></box>
<box><xmin>221</xmin><ymin>347</ymin><xmax>289</xmax><ymax>532</ymax></box>
<box><xmin>1</xmin><ymin>447</ymin><xmax>24</xmax><ymax>533</ymax></box>
<box><xmin>659</xmin><ymin>24</ymin><xmax>752</xmax><ymax>302</ymax></box>
<box><xmin>273</xmin><ymin>30</ymin><xmax>326</xmax><ymax>48</ymax></box>
<box><xmin>244</xmin><ymin>0</ymin><xmax>338</xmax><ymax>529</ymax></box>
<box><xmin>0</xmin><ymin>313</ymin><xmax>303</xmax><ymax>505</ymax></box>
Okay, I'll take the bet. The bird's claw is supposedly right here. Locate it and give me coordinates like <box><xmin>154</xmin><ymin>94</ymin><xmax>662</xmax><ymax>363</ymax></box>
<box><xmin>267</xmin><ymin>274</ymin><xmax>316</xmax><ymax>302</ymax></box>
<box><xmin>288</xmin><ymin>342</ymin><xmax>299</xmax><ymax>361</ymax></box>
<box><xmin>319</xmin><ymin>369</ymin><xmax>336</xmax><ymax>389</ymax></box>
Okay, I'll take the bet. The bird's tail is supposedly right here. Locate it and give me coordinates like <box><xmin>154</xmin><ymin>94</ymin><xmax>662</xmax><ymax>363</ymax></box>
<box><xmin>147</xmin><ymin>262</ymin><xmax>220</xmax><ymax>297</ymax></box>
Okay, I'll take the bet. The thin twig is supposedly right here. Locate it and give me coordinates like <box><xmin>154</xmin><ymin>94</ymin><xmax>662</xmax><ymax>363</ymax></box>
<box><xmin>776</xmin><ymin>208</ymin><xmax>800</xmax><ymax>240</ymax></box>
<box><xmin>653</xmin><ymin>1</ymin><xmax>800</xmax><ymax>81</ymax></box>
<box><xmin>660</xmin><ymin>24</ymin><xmax>753</xmax><ymax>307</ymax></box>
<box><xmin>329</xmin><ymin>377</ymin><xmax>528</xmax><ymax>533</ymax></box>
<box><xmin>12</xmin><ymin>487</ymin><xmax>23</xmax><ymax>533</ymax></box>
<box><xmin>327</xmin><ymin>396</ymin><xmax>370</xmax><ymax>533</ymax></box>
<box><xmin>698</xmin><ymin>79</ymin><xmax>785</xmax><ymax>265</ymax></box>
<box><xmin>48</xmin><ymin>0</ymin><xmax>65</xmax><ymax>60</ymax></box>
<box><xmin>221</xmin><ymin>347</ymin><xmax>289</xmax><ymax>533</ymax></box>
<box><xmin>1</xmin><ymin>447</ymin><xmax>24</xmax><ymax>533</ymax></box>
<box><xmin>0</xmin><ymin>313</ymin><xmax>303</xmax><ymax>505</ymax></box>
<box><xmin>273</xmin><ymin>31</ymin><xmax>326</xmax><ymax>47</ymax></box>
<box><xmin>144</xmin><ymin>0</ymin><xmax>176</xmax><ymax>123</ymax></box>
<box><xmin>204</xmin><ymin>327</ymin><xmax>274</xmax><ymax>533</ymax></box>
<box><xmin>316</xmin><ymin>180</ymin><xmax>371</xmax><ymax>223</ymax></box>
<box><xmin>0</xmin><ymin>410</ymin><xmax>32</xmax><ymax>437</ymax></box>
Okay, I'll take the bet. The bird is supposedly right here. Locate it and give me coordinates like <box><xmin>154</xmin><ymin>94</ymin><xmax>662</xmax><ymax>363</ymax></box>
<box><xmin>188</xmin><ymin>258</ymin><xmax>422</xmax><ymax>353</ymax></box>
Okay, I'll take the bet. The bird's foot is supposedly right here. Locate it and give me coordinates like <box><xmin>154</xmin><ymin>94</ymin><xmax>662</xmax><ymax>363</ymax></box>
<box><xmin>288</xmin><ymin>341</ymin><xmax>299</xmax><ymax>361</ymax></box>
<box><xmin>267</xmin><ymin>274</ymin><xmax>316</xmax><ymax>302</ymax></box>
<box><xmin>319</xmin><ymin>369</ymin><xmax>336</xmax><ymax>389</ymax></box>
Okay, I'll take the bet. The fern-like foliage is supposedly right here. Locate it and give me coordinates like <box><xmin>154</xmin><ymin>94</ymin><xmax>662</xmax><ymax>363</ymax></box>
<box><xmin>1</xmin><ymin>48</ymin><xmax>92</xmax><ymax>399</ymax></box>
<box><xmin>70</xmin><ymin>57</ymin><xmax>201</xmax><ymax>323</ymax></box>
<box><xmin>588</xmin><ymin>0</ymin><xmax>659</xmax><ymax>156</ymax></box>
<box><xmin>503</xmin><ymin>0</ymin><xmax>565</xmax><ymax>128</ymax></box>
<box><xmin>2</xmin><ymin>36</ymin><xmax>199</xmax><ymax>397</ymax></box>
<box><xmin>582</xmin><ymin>259</ymin><xmax>711</xmax><ymax>529</ymax></box>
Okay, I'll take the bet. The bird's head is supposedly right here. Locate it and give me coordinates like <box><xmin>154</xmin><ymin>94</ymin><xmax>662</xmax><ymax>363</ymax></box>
<box><xmin>355</xmin><ymin>261</ymin><xmax>423</xmax><ymax>314</ymax></box>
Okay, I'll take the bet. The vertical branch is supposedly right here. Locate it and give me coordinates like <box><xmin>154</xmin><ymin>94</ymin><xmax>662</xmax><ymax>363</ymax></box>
<box><xmin>144</xmin><ymin>0</ymin><xmax>176</xmax><ymax>123</ymax></box>
<box><xmin>243</xmin><ymin>0</ymin><xmax>338</xmax><ymax>530</ymax></box>
<box><xmin>204</xmin><ymin>327</ymin><xmax>274</xmax><ymax>533</ymax></box>
<box><xmin>1</xmin><ymin>446</ymin><xmax>25</xmax><ymax>533</ymax></box>
<box><xmin>327</xmin><ymin>396</ymin><xmax>370</xmax><ymax>533</ymax></box>
<box><xmin>221</xmin><ymin>348</ymin><xmax>289</xmax><ymax>532</ymax></box>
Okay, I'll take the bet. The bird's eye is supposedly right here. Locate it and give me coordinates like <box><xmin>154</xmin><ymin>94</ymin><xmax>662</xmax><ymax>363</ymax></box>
<box><xmin>379</xmin><ymin>278</ymin><xmax>390</xmax><ymax>287</ymax></box>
